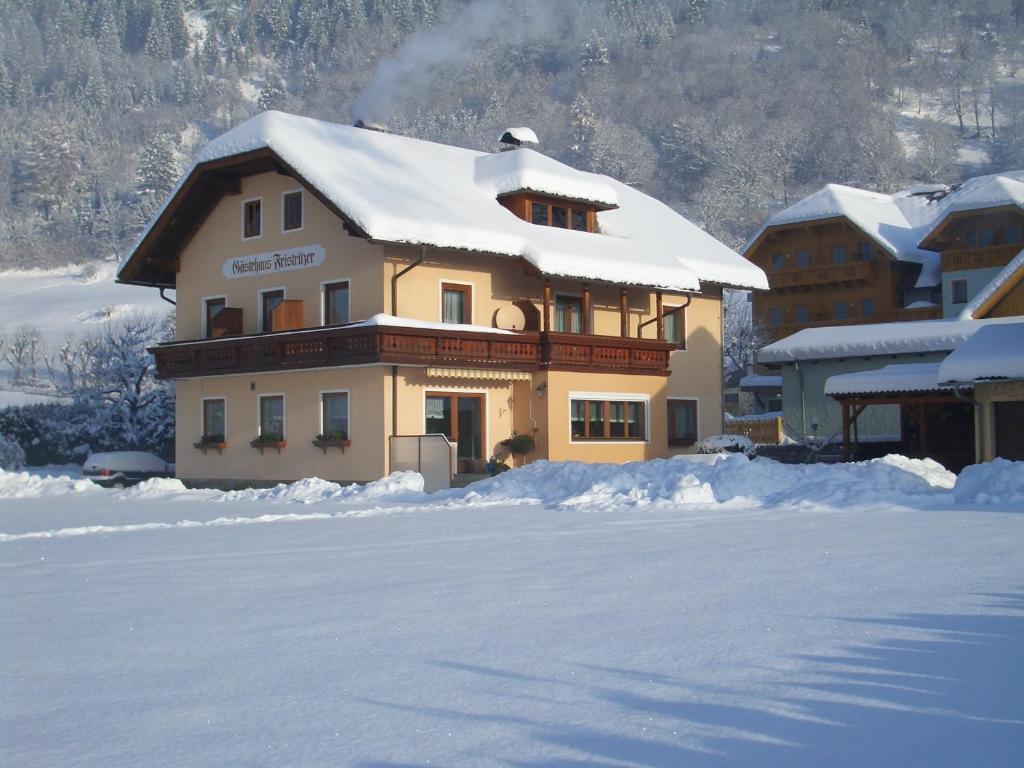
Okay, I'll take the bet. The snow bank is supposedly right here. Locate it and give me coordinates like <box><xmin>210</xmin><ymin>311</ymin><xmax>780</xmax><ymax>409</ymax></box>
<box><xmin>450</xmin><ymin>454</ymin><xmax>955</xmax><ymax>510</ymax></box>
<box><xmin>0</xmin><ymin>467</ymin><xmax>99</xmax><ymax>499</ymax></box>
<box><xmin>953</xmin><ymin>459</ymin><xmax>1024</xmax><ymax>506</ymax></box>
<box><xmin>118</xmin><ymin>477</ymin><xmax>197</xmax><ymax>500</ymax></box>
<box><xmin>218</xmin><ymin>471</ymin><xmax>425</xmax><ymax>505</ymax></box>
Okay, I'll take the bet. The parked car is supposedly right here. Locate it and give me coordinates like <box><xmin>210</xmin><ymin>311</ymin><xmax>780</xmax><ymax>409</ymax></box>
<box><xmin>82</xmin><ymin>452</ymin><xmax>174</xmax><ymax>488</ymax></box>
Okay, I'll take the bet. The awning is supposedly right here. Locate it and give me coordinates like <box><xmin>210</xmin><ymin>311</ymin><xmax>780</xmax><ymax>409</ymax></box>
<box><xmin>425</xmin><ymin>367</ymin><xmax>532</xmax><ymax>381</ymax></box>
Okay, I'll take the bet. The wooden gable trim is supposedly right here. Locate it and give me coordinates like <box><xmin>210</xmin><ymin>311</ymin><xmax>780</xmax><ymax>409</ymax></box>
<box><xmin>918</xmin><ymin>204</ymin><xmax>1023</xmax><ymax>251</ymax></box>
<box><xmin>973</xmin><ymin>262</ymin><xmax>1024</xmax><ymax>318</ymax></box>
<box><xmin>118</xmin><ymin>147</ymin><xmax>371</xmax><ymax>289</ymax></box>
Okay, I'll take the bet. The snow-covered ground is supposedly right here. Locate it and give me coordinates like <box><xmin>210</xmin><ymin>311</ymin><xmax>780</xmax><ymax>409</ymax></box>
<box><xmin>0</xmin><ymin>261</ymin><xmax>170</xmax><ymax>345</ymax></box>
<box><xmin>2</xmin><ymin>455</ymin><xmax>1022</xmax><ymax>767</ymax></box>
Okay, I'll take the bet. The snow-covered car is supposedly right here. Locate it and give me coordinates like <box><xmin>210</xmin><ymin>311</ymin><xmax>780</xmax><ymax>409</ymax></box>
<box><xmin>82</xmin><ymin>452</ymin><xmax>174</xmax><ymax>488</ymax></box>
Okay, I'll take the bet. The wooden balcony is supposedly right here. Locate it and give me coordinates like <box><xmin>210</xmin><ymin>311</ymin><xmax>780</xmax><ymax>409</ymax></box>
<box><xmin>151</xmin><ymin>323</ymin><xmax>675</xmax><ymax>380</ymax></box>
<box><xmin>770</xmin><ymin>260</ymin><xmax>876</xmax><ymax>290</ymax></box>
<box><xmin>940</xmin><ymin>245</ymin><xmax>1020</xmax><ymax>273</ymax></box>
<box><xmin>891</xmin><ymin>305</ymin><xmax>942</xmax><ymax>322</ymax></box>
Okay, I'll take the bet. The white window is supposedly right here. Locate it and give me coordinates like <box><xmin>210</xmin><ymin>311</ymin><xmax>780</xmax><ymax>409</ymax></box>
<box><xmin>258</xmin><ymin>394</ymin><xmax>285</xmax><ymax>440</ymax></box>
<box><xmin>319</xmin><ymin>391</ymin><xmax>349</xmax><ymax>440</ymax></box>
<box><xmin>322</xmin><ymin>280</ymin><xmax>350</xmax><ymax>326</ymax></box>
<box><xmin>569</xmin><ymin>393</ymin><xmax>649</xmax><ymax>442</ymax></box>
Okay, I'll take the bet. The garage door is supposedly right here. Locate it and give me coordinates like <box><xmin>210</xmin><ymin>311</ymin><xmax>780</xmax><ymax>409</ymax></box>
<box><xmin>994</xmin><ymin>401</ymin><xmax>1024</xmax><ymax>460</ymax></box>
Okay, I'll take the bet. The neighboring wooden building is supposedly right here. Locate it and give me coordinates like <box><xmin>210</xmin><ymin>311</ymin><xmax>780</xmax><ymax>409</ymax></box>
<box><xmin>117</xmin><ymin>111</ymin><xmax>767</xmax><ymax>487</ymax></box>
<box><xmin>744</xmin><ymin>175</ymin><xmax>1024</xmax><ymax>342</ymax></box>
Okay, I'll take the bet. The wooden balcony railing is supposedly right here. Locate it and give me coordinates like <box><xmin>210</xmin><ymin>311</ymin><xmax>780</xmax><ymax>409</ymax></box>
<box><xmin>770</xmin><ymin>260</ymin><xmax>876</xmax><ymax>290</ymax></box>
<box><xmin>939</xmin><ymin>245</ymin><xmax>1020</xmax><ymax>273</ymax></box>
<box><xmin>151</xmin><ymin>323</ymin><xmax>675</xmax><ymax>379</ymax></box>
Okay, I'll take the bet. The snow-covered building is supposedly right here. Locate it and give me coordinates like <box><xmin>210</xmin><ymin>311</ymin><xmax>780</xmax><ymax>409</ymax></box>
<box><xmin>117</xmin><ymin>111</ymin><xmax>766</xmax><ymax>486</ymax></box>
<box><xmin>744</xmin><ymin>172</ymin><xmax>1024</xmax><ymax>341</ymax></box>
<box><xmin>758</xmin><ymin>315</ymin><xmax>1022</xmax><ymax>464</ymax></box>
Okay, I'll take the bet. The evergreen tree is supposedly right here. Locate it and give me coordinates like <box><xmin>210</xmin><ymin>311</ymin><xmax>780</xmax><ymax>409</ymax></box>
<box><xmin>145</xmin><ymin>3</ymin><xmax>173</xmax><ymax>60</ymax></box>
<box><xmin>136</xmin><ymin>132</ymin><xmax>180</xmax><ymax>199</ymax></box>
<box><xmin>258</xmin><ymin>75</ymin><xmax>288</xmax><ymax>111</ymax></box>
<box><xmin>16</xmin><ymin>123</ymin><xmax>83</xmax><ymax>221</ymax></box>
<box><xmin>0</xmin><ymin>61</ymin><xmax>12</xmax><ymax>105</ymax></box>
<box><xmin>163</xmin><ymin>0</ymin><xmax>190</xmax><ymax>58</ymax></box>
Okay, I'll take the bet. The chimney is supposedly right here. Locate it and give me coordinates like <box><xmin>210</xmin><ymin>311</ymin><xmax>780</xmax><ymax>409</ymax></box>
<box><xmin>499</xmin><ymin>126</ymin><xmax>539</xmax><ymax>151</ymax></box>
<box><xmin>354</xmin><ymin>119</ymin><xmax>390</xmax><ymax>133</ymax></box>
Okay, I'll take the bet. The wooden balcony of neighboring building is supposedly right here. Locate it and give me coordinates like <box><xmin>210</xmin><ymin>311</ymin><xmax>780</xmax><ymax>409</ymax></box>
<box><xmin>940</xmin><ymin>244</ymin><xmax>1020</xmax><ymax>273</ymax></box>
<box><xmin>151</xmin><ymin>323</ymin><xmax>676</xmax><ymax>380</ymax></box>
<box><xmin>769</xmin><ymin>259</ymin><xmax>876</xmax><ymax>291</ymax></box>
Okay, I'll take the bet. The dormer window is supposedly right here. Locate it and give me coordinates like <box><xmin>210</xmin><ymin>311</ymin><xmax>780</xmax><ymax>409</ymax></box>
<box><xmin>526</xmin><ymin>197</ymin><xmax>592</xmax><ymax>231</ymax></box>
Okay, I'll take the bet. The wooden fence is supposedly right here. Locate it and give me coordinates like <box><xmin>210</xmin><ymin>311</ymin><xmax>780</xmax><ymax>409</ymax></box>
<box><xmin>725</xmin><ymin>415</ymin><xmax>784</xmax><ymax>445</ymax></box>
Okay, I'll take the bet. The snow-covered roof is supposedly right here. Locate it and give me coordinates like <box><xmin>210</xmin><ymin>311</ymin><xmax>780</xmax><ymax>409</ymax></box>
<box><xmin>938</xmin><ymin>322</ymin><xmax>1024</xmax><ymax>383</ymax></box>
<box><xmin>739</xmin><ymin>374</ymin><xmax>782</xmax><ymax>389</ymax></box>
<box><xmin>758</xmin><ymin>316</ymin><xmax>1024</xmax><ymax>364</ymax></box>
<box><xmin>746</xmin><ymin>171</ymin><xmax>1024</xmax><ymax>290</ymax></box>
<box><xmin>917</xmin><ymin>171</ymin><xmax>1024</xmax><ymax>243</ymax></box>
<box><xmin>824</xmin><ymin>363</ymin><xmax>950</xmax><ymax>396</ymax></box>
<box><xmin>745</xmin><ymin>184</ymin><xmax>942</xmax><ymax>288</ymax></box>
<box><xmin>122</xmin><ymin>111</ymin><xmax>767</xmax><ymax>293</ymax></box>
<box><xmin>475</xmin><ymin>148</ymin><xmax>618</xmax><ymax>206</ymax></box>
<box><xmin>959</xmin><ymin>249</ymin><xmax>1024</xmax><ymax>319</ymax></box>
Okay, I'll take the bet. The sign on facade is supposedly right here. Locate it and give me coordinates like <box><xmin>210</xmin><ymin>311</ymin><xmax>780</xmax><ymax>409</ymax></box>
<box><xmin>223</xmin><ymin>245</ymin><xmax>325</xmax><ymax>279</ymax></box>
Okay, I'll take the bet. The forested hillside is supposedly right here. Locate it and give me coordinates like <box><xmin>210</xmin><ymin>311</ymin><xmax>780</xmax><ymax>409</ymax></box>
<box><xmin>3</xmin><ymin>0</ymin><xmax>1024</xmax><ymax>270</ymax></box>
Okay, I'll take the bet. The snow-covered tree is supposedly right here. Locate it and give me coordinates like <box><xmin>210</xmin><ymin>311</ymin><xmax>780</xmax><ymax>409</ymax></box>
<box><xmin>136</xmin><ymin>133</ymin><xmax>181</xmax><ymax>207</ymax></box>
<box><xmin>258</xmin><ymin>75</ymin><xmax>288</xmax><ymax>111</ymax></box>
<box><xmin>74</xmin><ymin>314</ymin><xmax>174</xmax><ymax>453</ymax></box>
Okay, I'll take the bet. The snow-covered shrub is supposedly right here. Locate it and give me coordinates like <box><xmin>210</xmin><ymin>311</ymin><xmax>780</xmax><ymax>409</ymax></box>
<box><xmin>697</xmin><ymin>434</ymin><xmax>754</xmax><ymax>457</ymax></box>
<box><xmin>0</xmin><ymin>434</ymin><xmax>26</xmax><ymax>470</ymax></box>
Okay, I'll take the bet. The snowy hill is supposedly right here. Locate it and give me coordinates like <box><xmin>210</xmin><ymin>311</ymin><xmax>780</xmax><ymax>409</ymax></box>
<box><xmin>0</xmin><ymin>261</ymin><xmax>170</xmax><ymax>348</ymax></box>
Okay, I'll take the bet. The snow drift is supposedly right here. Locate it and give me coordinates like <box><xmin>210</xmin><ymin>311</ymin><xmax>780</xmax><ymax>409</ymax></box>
<box><xmin>953</xmin><ymin>459</ymin><xmax>1024</xmax><ymax>507</ymax></box>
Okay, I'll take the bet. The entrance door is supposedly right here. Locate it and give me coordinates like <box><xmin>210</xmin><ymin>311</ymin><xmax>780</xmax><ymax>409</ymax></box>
<box><xmin>425</xmin><ymin>392</ymin><xmax>485</xmax><ymax>473</ymax></box>
<box><xmin>994</xmin><ymin>401</ymin><xmax>1024</xmax><ymax>460</ymax></box>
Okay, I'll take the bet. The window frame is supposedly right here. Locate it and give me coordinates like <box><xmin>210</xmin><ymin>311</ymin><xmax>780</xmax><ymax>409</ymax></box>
<box><xmin>769</xmin><ymin>307</ymin><xmax>783</xmax><ymax>326</ymax></box>
<box><xmin>771</xmin><ymin>253</ymin><xmax>786</xmax><ymax>271</ymax></box>
<box><xmin>663</xmin><ymin>304</ymin><xmax>686</xmax><ymax>349</ymax></box>
<box><xmin>861</xmin><ymin>298</ymin><xmax>875</xmax><ymax>318</ymax></box>
<box><xmin>241</xmin><ymin>197</ymin><xmax>262</xmax><ymax>240</ymax></box>
<box><xmin>319</xmin><ymin>389</ymin><xmax>350</xmax><ymax>440</ymax></box>
<box><xmin>321</xmin><ymin>279</ymin><xmax>351</xmax><ymax>326</ymax></box>
<box><xmin>259</xmin><ymin>287</ymin><xmax>286</xmax><ymax>333</ymax></box>
<box><xmin>201</xmin><ymin>396</ymin><xmax>226</xmax><ymax>442</ymax></box>
<box><xmin>568</xmin><ymin>392</ymin><xmax>649</xmax><ymax>443</ymax></box>
<box><xmin>794</xmin><ymin>305</ymin><xmax>810</xmax><ymax>324</ymax></box>
<box><xmin>281</xmin><ymin>189</ymin><xmax>303</xmax><ymax>233</ymax></box>
<box><xmin>527</xmin><ymin>197</ymin><xmax>593</xmax><ymax>232</ymax></box>
<box><xmin>832</xmin><ymin>244</ymin><xmax>847</xmax><ymax>264</ymax></box>
<box><xmin>796</xmin><ymin>250</ymin><xmax>811</xmax><ymax>268</ymax></box>
<box><xmin>202</xmin><ymin>294</ymin><xmax>227</xmax><ymax>338</ymax></box>
<box><xmin>951</xmin><ymin>278</ymin><xmax>969</xmax><ymax>305</ymax></box>
<box><xmin>423</xmin><ymin>389</ymin><xmax>489</xmax><ymax>461</ymax></box>
<box><xmin>440</xmin><ymin>281</ymin><xmax>473</xmax><ymax>325</ymax></box>
<box><xmin>257</xmin><ymin>393</ymin><xmax>286</xmax><ymax>440</ymax></box>
<box><xmin>554</xmin><ymin>293</ymin><xmax>585</xmax><ymax>334</ymax></box>
<box><xmin>667</xmin><ymin>398</ymin><xmax>699</xmax><ymax>447</ymax></box>
<box><xmin>834</xmin><ymin>300</ymin><xmax>849</xmax><ymax>320</ymax></box>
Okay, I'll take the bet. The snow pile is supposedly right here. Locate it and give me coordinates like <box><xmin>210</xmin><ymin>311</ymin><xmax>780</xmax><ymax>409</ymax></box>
<box><xmin>953</xmin><ymin>459</ymin><xmax>1024</xmax><ymax>506</ymax></box>
<box><xmin>0</xmin><ymin>467</ymin><xmax>99</xmax><ymax>498</ymax></box>
<box><xmin>452</xmin><ymin>454</ymin><xmax>954</xmax><ymax>510</ymax></box>
<box><xmin>118</xmin><ymin>478</ymin><xmax>196</xmax><ymax>499</ymax></box>
<box><xmin>697</xmin><ymin>434</ymin><xmax>754</xmax><ymax>455</ymax></box>
<box><xmin>218</xmin><ymin>471</ymin><xmax>425</xmax><ymax>505</ymax></box>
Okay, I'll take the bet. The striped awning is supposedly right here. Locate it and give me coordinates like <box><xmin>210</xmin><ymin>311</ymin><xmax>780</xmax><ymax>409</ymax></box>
<box><xmin>425</xmin><ymin>367</ymin><xmax>532</xmax><ymax>381</ymax></box>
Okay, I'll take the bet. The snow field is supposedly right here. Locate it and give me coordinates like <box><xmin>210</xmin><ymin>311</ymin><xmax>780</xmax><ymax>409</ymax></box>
<box><xmin>1</xmin><ymin>455</ymin><xmax>1022</xmax><ymax>767</ymax></box>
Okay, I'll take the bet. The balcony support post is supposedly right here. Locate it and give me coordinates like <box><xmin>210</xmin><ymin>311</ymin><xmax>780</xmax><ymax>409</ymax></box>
<box><xmin>582</xmin><ymin>284</ymin><xmax>591</xmax><ymax>336</ymax></box>
<box><xmin>619</xmin><ymin>289</ymin><xmax>628</xmax><ymax>338</ymax></box>
<box><xmin>655</xmin><ymin>291</ymin><xmax>664</xmax><ymax>341</ymax></box>
<box><xmin>542</xmin><ymin>280</ymin><xmax>552</xmax><ymax>333</ymax></box>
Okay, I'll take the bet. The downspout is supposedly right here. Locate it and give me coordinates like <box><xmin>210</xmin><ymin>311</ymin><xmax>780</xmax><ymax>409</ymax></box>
<box><xmin>158</xmin><ymin>287</ymin><xmax>176</xmax><ymax>306</ymax></box>
<box><xmin>636</xmin><ymin>294</ymin><xmax>692</xmax><ymax>338</ymax></box>
<box><xmin>795</xmin><ymin>359</ymin><xmax>807</xmax><ymax>436</ymax></box>
<box><xmin>389</xmin><ymin>248</ymin><xmax>426</xmax><ymax>455</ymax></box>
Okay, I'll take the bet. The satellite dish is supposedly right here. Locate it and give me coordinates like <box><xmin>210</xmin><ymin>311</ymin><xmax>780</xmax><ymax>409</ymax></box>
<box><xmin>494</xmin><ymin>305</ymin><xmax>527</xmax><ymax>331</ymax></box>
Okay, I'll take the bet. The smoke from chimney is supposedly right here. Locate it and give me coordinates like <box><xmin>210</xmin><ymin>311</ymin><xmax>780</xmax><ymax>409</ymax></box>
<box><xmin>353</xmin><ymin>1</ymin><xmax>596</xmax><ymax>126</ymax></box>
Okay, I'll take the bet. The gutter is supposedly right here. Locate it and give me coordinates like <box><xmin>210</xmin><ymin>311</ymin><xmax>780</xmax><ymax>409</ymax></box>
<box><xmin>389</xmin><ymin>247</ymin><xmax>426</xmax><ymax>468</ymax></box>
